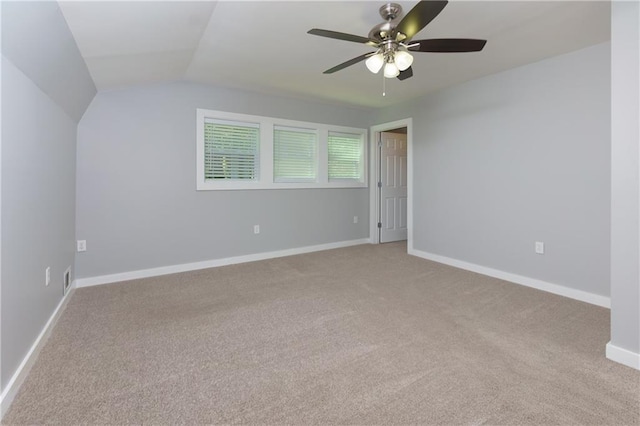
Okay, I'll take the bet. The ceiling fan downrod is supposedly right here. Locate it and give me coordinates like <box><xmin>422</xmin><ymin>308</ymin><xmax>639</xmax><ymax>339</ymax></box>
<box><xmin>369</xmin><ymin>3</ymin><xmax>403</xmax><ymax>42</ymax></box>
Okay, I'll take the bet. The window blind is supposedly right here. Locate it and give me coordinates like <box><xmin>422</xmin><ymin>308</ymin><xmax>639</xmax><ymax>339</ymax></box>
<box><xmin>328</xmin><ymin>132</ymin><xmax>364</xmax><ymax>181</ymax></box>
<box><xmin>273</xmin><ymin>126</ymin><xmax>317</xmax><ymax>182</ymax></box>
<box><xmin>204</xmin><ymin>119</ymin><xmax>259</xmax><ymax>180</ymax></box>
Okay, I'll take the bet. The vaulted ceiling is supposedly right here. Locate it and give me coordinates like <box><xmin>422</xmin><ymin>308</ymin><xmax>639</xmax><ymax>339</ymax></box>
<box><xmin>58</xmin><ymin>1</ymin><xmax>611</xmax><ymax>108</ymax></box>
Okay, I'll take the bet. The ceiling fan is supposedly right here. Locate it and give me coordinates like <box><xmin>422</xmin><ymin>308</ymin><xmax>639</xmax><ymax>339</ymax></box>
<box><xmin>308</xmin><ymin>0</ymin><xmax>486</xmax><ymax>81</ymax></box>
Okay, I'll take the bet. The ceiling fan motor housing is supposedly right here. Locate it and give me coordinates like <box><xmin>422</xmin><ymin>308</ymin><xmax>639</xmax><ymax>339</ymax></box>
<box><xmin>369</xmin><ymin>3</ymin><xmax>404</xmax><ymax>42</ymax></box>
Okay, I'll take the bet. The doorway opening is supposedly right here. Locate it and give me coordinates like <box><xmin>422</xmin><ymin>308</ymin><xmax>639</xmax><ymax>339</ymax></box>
<box><xmin>369</xmin><ymin>118</ymin><xmax>413</xmax><ymax>246</ymax></box>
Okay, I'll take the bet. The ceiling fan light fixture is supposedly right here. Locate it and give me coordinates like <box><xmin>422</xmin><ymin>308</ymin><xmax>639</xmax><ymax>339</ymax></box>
<box><xmin>309</xmin><ymin>0</ymin><xmax>487</xmax><ymax>82</ymax></box>
<box><xmin>394</xmin><ymin>49</ymin><xmax>414</xmax><ymax>71</ymax></box>
<box><xmin>365</xmin><ymin>52</ymin><xmax>385</xmax><ymax>73</ymax></box>
<box><xmin>383</xmin><ymin>61</ymin><xmax>400</xmax><ymax>78</ymax></box>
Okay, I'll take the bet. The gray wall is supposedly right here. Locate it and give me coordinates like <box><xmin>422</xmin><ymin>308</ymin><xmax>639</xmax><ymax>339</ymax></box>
<box><xmin>610</xmin><ymin>2</ymin><xmax>640</xmax><ymax>354</ymax></box>
<box><xmin>75</xmin><ymin>82</ymin><xmax>372</xmax><ymax>279</ymax></box>
<box><xmin>1</xmin><ymin>56</ymin><xmax>78</xmax><ymax>389</ymax></box>
<box><xmin>374</xmin><ymin>42</ymin><xmax>611</xmax><ymax>298</ymax></box>
<box><xmin>1</xmin><ymin>1</ymin><xmax>95</xmax><ymax>391</ymax></box>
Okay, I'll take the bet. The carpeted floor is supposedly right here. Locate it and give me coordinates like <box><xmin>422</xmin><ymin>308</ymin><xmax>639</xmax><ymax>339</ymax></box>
<box><xmin>4</xmin><ymin>243</ymin><xmax>639</xmax><ymax>424</ymax></box>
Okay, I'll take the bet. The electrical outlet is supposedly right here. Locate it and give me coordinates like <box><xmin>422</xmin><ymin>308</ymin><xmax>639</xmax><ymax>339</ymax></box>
<box><xmin>254</xmin><ymin>225</ymin><xmax>260</xmax><ymax>234</ymax></box>
<box><xmin>77</xmin><ymin>240</ymin><xmax>86</xmax><ymax>252</ymax></box>
<box><xmin>353</xmin><ymin>216</ymin><xmax>359</xmax><ymax>224</ymax></box>
<box><xmin>45</xmin><ymin>267</ymin><xmax>51</xmax><ymax>286</ymax></box>
<box><xmin>535</xmin><ymin>241</ymin><xmax>545</xmax><ymax>255</ymax></box>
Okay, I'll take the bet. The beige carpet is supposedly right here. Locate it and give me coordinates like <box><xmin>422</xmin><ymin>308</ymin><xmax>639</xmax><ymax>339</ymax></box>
<box><xmin>4</xmin><ymin>243</ymin><xmax>639</xmax><ymax>424</ymax></box>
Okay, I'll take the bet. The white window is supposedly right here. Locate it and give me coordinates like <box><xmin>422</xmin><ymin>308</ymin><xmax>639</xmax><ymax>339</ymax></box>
<box><xmin>204</xmin><ymin>119</ymin><xmax>259</xmax><ymax>181</ymax></box>
<box><xmin>197</xmin><ymin>108</ymin><xmax>367</xmax><ymax>190</ymax></box>
<box><xmin>274</xmin><ymin>126</ymin><xmax>317</xmax><ymax>183</ymax></box>
<box><xmin>328</xmin><ymin>132</ymin><xmax>365</xmax><ymax>182</ymax></box>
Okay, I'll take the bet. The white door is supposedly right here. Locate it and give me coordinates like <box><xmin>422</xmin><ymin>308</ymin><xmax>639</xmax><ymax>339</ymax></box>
<box><xmin>379</xmin><ymin>131</ymin><xmax>408</xmax><ymax>243</ymax></box>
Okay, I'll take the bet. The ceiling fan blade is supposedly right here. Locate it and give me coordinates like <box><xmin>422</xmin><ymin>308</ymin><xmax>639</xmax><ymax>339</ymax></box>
<box><xmin>323</xmin><ymin>53</ymin><xmax>373</xmax><ymax>74</ymax></box>
<box><xmin>308</xmin><ymin>29</ymin><xmax>376</xmax><ymax>46</ymax></box>
<box><xmin>395</xmin><ymin>0</ymin><xmax>448</xmax><ymax>41</ymax></box>
<box><xmin>397</xmin><ymin>67</ymin><xmax>413</xmax><ymax>81</ymax></box>
<box><xmin>409</xmin><ymin>38</ymin><xmax>487</xmax><ymax>52</ymax></box>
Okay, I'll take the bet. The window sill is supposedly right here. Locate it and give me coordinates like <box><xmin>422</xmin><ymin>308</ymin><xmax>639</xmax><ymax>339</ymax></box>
<box><xmin>196</xmin><ymin>181</ymin><xmax>367</xmax><ymax>191</ymax></box>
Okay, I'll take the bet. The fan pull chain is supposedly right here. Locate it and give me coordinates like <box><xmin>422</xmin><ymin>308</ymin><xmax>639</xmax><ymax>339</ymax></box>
<box><xmin>382</xmin><ymin>73</ymin><xmax>386</xmax><ymax>97</ymax></box>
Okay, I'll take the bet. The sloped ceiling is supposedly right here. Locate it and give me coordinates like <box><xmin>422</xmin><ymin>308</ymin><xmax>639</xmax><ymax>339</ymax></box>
<box><xmin>2</xmin><ymin>1</ymin><xmax>97</xmax><ymax>122</ymax></box>
<box><xmin>59</xmin><ymin>1</ymin><xmax>610</xmax><ymax>108</ymax></box>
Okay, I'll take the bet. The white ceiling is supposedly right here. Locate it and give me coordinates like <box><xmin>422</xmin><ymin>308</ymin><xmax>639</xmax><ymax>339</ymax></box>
<box><xmin>58</xmin><ymin>1</ymin><xmax>611</xmax><ymax>109</ymax></box>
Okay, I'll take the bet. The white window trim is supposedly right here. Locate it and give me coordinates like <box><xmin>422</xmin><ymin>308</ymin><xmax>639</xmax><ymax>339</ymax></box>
<box><xmin>197</xmin><ymin>108</ymin><xmax>367</xmax><ymax>191</ymax></box>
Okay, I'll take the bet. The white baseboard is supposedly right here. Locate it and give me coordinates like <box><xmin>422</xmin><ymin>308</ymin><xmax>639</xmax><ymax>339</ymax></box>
<box><xmin>0</xmin><ymin>281</ymin><xmax>77</xmax><ymax>419</ymax></box>
<box><xmin>606</xmin><ymin>342</ymin><xmax>640</xmax><ymax>370</ymax></box>
<box><xmin>76</xmin><ymin>238</ymin><xmax>371</xmax><ymax>288</ymax></box>
<box><xmin>409</xmin><ymin>248</ymin><xmax>611</xmax><ymax>308</ymax></box>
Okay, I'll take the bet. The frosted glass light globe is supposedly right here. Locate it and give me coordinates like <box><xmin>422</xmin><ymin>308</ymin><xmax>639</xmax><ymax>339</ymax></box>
<box><xmin>383</xmin><ymin>62</ymin><xmax>399</xmax><ymax>78</ymax></box>
<box><xmin>394</xmin><ymin>50</ymin><xmax>414</xmax><ymax>71</ymax></box>
<box><xmin>365</xmin><ymin>53</ymin><xmax>384</xmax><ymax>73</ymax></box>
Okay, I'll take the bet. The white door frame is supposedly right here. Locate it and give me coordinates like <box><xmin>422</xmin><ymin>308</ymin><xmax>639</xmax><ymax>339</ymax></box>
<box><xmin>369</xmin><ymin>118</ymin><xmax>413</xmax><ymax>249</ymax></box>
